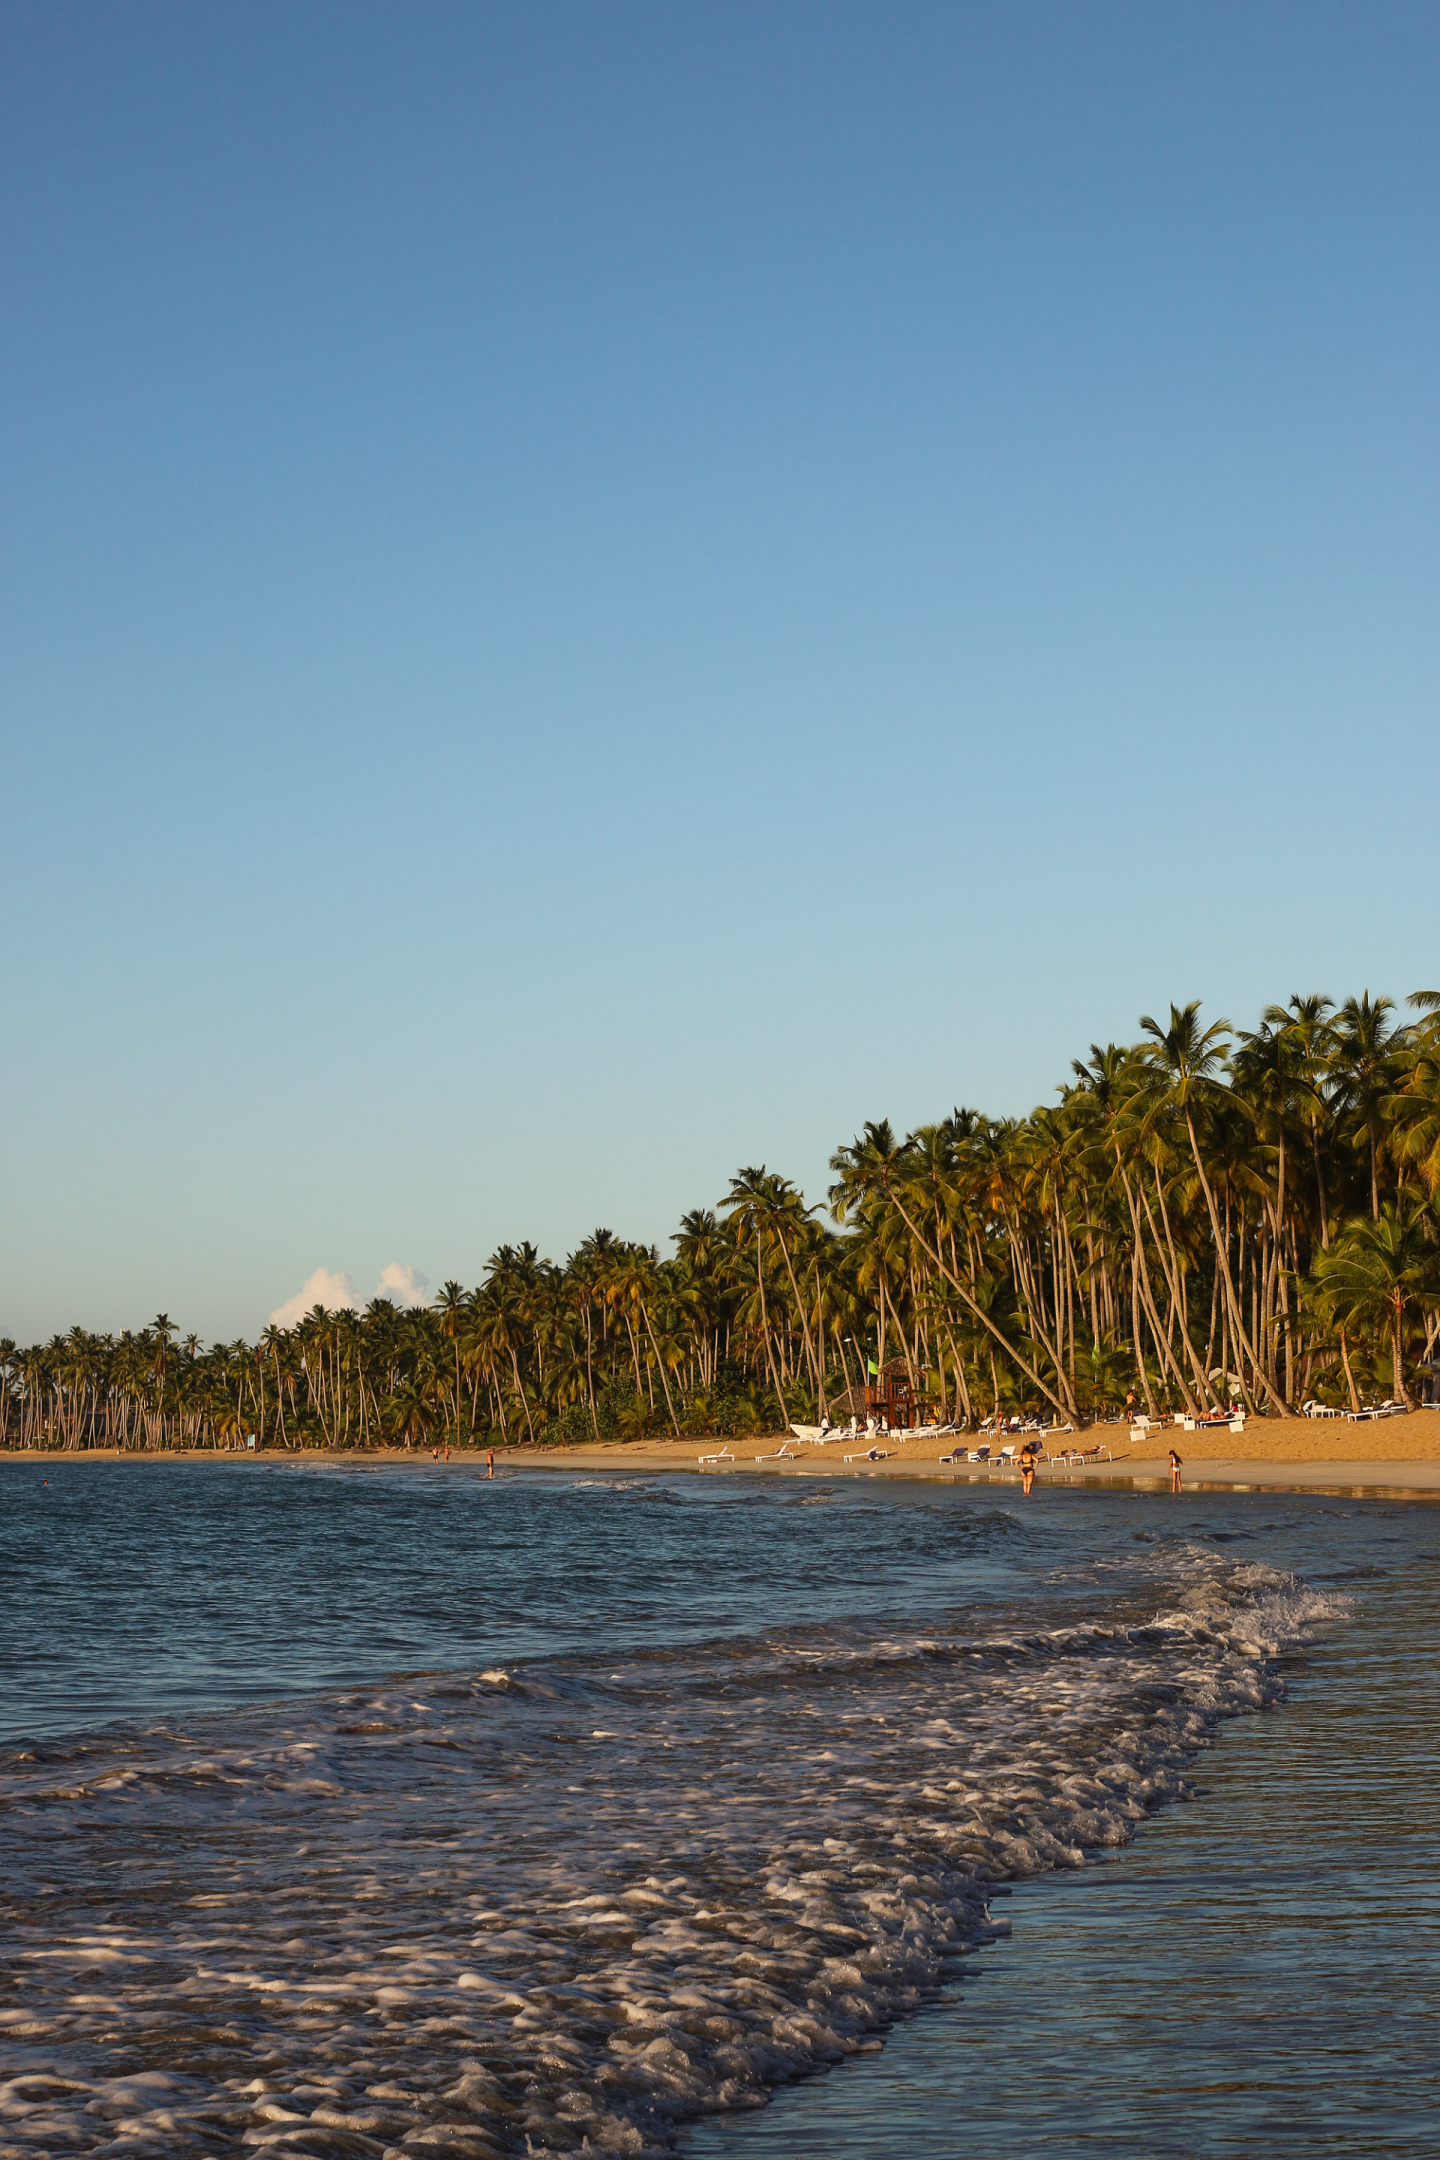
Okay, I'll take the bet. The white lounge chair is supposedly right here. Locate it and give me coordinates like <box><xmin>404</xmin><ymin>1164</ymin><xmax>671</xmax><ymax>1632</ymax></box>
<box><xmin>754</xmin><ymin>1441</ymin><xmax>801</xmax><ymax>1460</ymax></box>
<box><xmin>843</xmin><ymin>1447</ymin><xmax>890</xmax><ymax>1462</ymax></box>
<box><xmin>697</xmin><ymin>1446</ymin><xmax>734</xmax><ymax>1465</ymax></box>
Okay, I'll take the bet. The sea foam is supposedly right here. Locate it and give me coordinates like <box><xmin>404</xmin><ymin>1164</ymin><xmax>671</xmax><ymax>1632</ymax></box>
<box><xmin>0</xmin><ymin>1541</ymin><xmax>1343</xmax><ymax>2158</ymax></box>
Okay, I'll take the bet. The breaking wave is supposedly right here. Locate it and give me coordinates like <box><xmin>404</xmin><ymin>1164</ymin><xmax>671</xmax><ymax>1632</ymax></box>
<box><xmin>0</xmin><ymin>1539</ymin><xmax>1343</xmax><ymax>2158</ymax></box>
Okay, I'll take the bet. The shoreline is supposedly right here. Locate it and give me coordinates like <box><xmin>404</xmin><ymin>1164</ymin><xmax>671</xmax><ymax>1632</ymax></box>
<box><xmin>7</xmin><ymin>1410</ymin><xmax>1440</xmax><ymax>1496</ymax></box>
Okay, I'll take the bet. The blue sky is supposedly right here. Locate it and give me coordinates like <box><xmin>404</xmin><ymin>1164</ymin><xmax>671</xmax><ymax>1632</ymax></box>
<box><xmin>3</xmin><ymin>1</ymin><xmax>1437</xmax><ymax>1342</ymax></box>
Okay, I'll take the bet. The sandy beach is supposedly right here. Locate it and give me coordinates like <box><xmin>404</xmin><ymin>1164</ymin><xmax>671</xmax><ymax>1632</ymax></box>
<box><xmin>500</xmin><ymin>1408</ymin><xmax>1440</xmax><ymax>1494</ymax></box>
<box><xmin>14</xmin><ymin>1408</ymin><xmax>1440</xmax><ymax>1493</ymax></box>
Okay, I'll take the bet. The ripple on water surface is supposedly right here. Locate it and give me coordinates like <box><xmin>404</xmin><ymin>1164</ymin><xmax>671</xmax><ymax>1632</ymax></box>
<box><xmin>0</xmin><ymin>1464</ymin><xmax>1346</xmax><ymax>2158</ymax></box>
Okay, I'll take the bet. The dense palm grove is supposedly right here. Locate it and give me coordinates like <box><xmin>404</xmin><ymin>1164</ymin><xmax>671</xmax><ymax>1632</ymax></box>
<box><xmin>7</xmin><ymin>995</ymin><xmax>1440</xmax><ymax>1451</ymax></box>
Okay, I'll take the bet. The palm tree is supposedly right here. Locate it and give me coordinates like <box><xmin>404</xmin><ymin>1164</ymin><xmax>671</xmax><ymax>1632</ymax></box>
<box><xmin>1282</xmin><ymin>995</ymin><xmax>1337</xmax><ymax>1247</ymax></box>
<box><xmin>1311</xmin><ymin>1204</ymin><xmax>1440</xmax><ymax>1409</ymax></box>
<box><xmin>480</xmin><ymin>1250</ymin><xmax>540</xmax><ymax>1443</ymax></box>
<box><xmin>260</xmin><ymin>1323</ymin><xmax>291</xmax><ymax>1447</ymax></box>
<box><xmin>1386</xmin><ymin>993</ymin><xmax>1440</xmax><ymax>1200</ymax></box>
<box><xmin>614</xmin><ymin>1244</ymin><xmax>681</xmax><ymax>1436</ymax></box>
<box><xmin>832</xmin><ymin>1119</ymin><xmax>1078</xmax><ymax>1424</ymax></box>
<box><xmin>720</xmin><ymin>1168</ymin><xmax>787</xmax><ymax>1417</ymax></box>
<box><xmin>13</xmin><ymin>978</ymin><xmax>1437</xmax><ymax>1455</ymax></box>
<box><xmin>1233</xmin><ymin>1012</ymin><xmax>1323</xmax><ymax>1405</ymax></box>
<box><xmin>1138</xmin><ymin>1004</ymin><xmax>1291</xmax><ymax>1416</ymax></box>
<box><xmin>435</xmin><ymin>1281</ymin><xmax>468</xmax><ymax>1438</ymax></box>
<box><xmin>149</xmin><ymin>1312</ymin><xmax>177</xmax><ymax>1428</ymax></box>
<box><xmin>1330</xmin><ymin>993</ymin><xmax>1398</xmax><ymax>1220</ymax></box>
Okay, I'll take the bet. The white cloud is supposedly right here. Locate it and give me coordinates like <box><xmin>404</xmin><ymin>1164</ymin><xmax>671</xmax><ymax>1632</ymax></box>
<box><xmin>373</xmin><ymin>1261</ymin><xmax>429</xmax><ymax>1310</ymax></box>
<box><xmin>267</xmin><ymin>1267</ymin><xmax>359</xmax><ymax>1332</ymax></box>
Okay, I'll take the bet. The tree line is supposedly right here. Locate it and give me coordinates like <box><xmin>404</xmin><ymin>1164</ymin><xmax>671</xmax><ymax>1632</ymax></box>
<box><xmin>6</xmin><ymin>993</ymin><xmax>1440</xmax><ymax>1452</ymax></box>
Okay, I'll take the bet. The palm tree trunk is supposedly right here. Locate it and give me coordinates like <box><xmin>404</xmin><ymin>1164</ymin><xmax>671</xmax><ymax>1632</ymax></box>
<box><xmin>509</xmin><ymin>1345</ymin><xmax>537</xmax><ymax>1443</ymax></box>
<box><xmin>1392</xmin><ymin>1301</ymin><xmax>1411</xmax><ymax>1407</ymax></box>
<box><xmin>1311</xmin><ymin>1119</ymin><xmax>1330</xmax><ymax>1249</ymax></box>
<box><xmin>583</xmin><ymin>1302</ymin><xmax>600</xmax><ymax>1441</ymax></box>
<box><xmin>943</xmin><ymin>1325</ymin><xmax>973</xmax><ymax>1427</ymax></box>
<box><xmin>1130</xmin><ymin>1245</ymin><xmax>1158</xmax><ymax>1416</ymax></box>
<box><xmin>640</xmin><ymin>1301</ymin><xmax>680</xmax><ymax>1435</ymax></box>
<box><xmin>814</xmin><ymin>1265</ymin><xmax>828</xmax><ymax>1417</ymax></box>
<box><xmin>1184</xmin><ymin>1110</ymin><xmax>1291</xmax><ymax>1415</ymax></box>
<box><xmin>753</xmin><ymin>1241</ymin><xmax>784</xmax><ymax>1416</ymax></box>
<box><xmin>879</xmin><ymin>1173</ymin><xmax>1078</xmax><ymax>1423</ymax></box>
<box><xmin>1133</xmin><ymin>1222</ymin><xmax>1193</xmax><ymax>1410</ymax></box>
<box><xmin>772</xmin><ymin>1227</ymin><xmax>822</xmax><ymax>1393</ymax></box>
<box><xmin>1339</xmin><ymin>1324</ymin><xmax>1361</xmax><ymax>1414</ymax></box>
<box><xmin>1131</xmin><ymin>1176</ymin><xmax>1202</xmax><ymax>1412</ymax></box>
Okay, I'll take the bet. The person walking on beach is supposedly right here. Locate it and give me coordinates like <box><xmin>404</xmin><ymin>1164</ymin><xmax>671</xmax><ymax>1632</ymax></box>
<box><xmin>1169</xmin><ymin>1447</ymin><xmax>1183</xmax><ymax>1493</ymax></box>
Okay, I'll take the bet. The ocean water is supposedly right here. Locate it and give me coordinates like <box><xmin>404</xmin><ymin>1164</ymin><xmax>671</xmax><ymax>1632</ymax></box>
<box><xmin>0</xmin><ymin>1461</ymin><xmax>1433</xmax><ymax>2158</ymax></box>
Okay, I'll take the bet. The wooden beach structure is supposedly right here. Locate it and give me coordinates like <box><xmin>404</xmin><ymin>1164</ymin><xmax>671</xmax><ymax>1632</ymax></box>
<box><xmin>832</xmin><ymin>1359</ymin><xmax>939</xmax><ymax>1432</ymax></box>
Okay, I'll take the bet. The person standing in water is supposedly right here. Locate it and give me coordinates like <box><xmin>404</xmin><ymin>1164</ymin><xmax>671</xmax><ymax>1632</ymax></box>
<box><xmin>486</xmin><ymin>1448</ymin><xmax>495</xmax><ymax>1480</ymax></box>
<box><xmin>1169</xmin><ymin>1447</ymin><xmax>1183</xmax><ymax>1492</ymax></box>
<box><xmin>1020</xmin><ymin>1454</ymin><xmax>1037</xmax><ymax>1498</ymax></box>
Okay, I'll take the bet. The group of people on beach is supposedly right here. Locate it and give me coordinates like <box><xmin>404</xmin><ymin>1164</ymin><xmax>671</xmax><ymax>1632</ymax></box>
<box><xmin>1012</xmin><ymin>1435</ymin><xmax>1183</xmax><ymax>1498</ymax></box>
<box><xmin>428</xmin><ymin>1444</ymin><xmax>497</xmax><ymax>1478</ymax></box>
<box><xmin>412</xmin><ymin>1432</ymin><xmax>1183</xmax><ymax>1497</ymax></box>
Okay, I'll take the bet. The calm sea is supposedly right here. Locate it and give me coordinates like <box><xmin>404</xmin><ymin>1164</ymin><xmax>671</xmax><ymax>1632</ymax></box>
<box><xmin>0</xmin><ymin>1461</ymin><xmax>1434</xmax><ymax>2157</ymax></box>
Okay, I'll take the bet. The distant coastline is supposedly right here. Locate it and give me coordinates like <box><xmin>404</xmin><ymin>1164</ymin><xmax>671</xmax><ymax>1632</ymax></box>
<box><xmin>6</xmin><ymin>993</ymin><xmax>1439</xmax><ymax>1456</ymax></box>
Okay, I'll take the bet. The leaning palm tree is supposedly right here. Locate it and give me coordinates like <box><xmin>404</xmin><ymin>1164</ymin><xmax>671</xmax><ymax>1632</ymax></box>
<box><xmin>832</xmin><ymin>1120</ymin><xmax>1079</xmax><ymax>1424</ymax></box>
<box><xmin>1138</xmin><ymin>1003</ymin><xmax>1291</xmax><ymax>1416</ymax></box>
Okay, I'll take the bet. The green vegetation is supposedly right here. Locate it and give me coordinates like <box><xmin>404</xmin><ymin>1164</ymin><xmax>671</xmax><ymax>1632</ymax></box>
<box><xmin>6</xmin><ymin>993</ymin><xmax>1440</xmax><ymax>1450</ymax></box>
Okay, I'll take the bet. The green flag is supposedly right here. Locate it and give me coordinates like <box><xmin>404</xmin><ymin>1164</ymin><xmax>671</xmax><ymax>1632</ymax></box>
<box><xmin>867</xmin><ymin>1358</ymin><xmax>879</xmax><ymax>1376</ymax></box>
